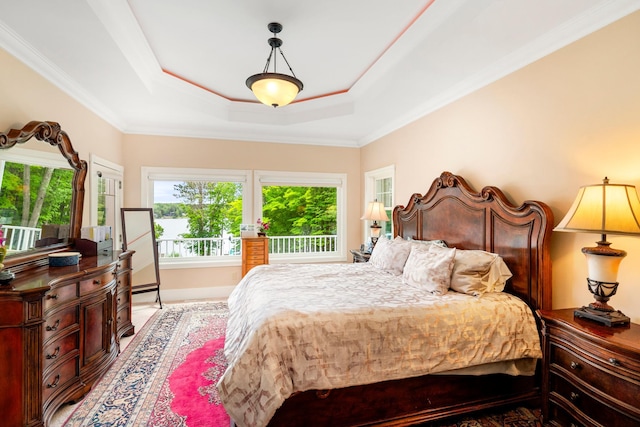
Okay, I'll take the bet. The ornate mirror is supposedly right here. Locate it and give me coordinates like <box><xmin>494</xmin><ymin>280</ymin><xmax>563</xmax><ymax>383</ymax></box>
<box><xmin>0</xmin><ymin>121</ymin><xmax>87</xmax><ymax>272</ymax></box>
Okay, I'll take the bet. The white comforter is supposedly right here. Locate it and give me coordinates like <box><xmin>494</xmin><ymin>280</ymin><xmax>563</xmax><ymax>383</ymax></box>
<box><xmin>217</xmin><ymin>263</ymin><xmax>542</xmax><ymax>427</ymax></box>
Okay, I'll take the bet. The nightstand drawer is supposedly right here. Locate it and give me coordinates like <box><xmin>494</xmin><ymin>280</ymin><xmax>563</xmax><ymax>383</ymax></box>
<box><xmin>539</xmin><ymin>309</ymin><xmax>640</xmax><ymax>427</ymax></box>
<box><xmin>550</xmin><ymin>371</ymin><xmax>640</xmax><ymax>426</ymax></box>
<box><xmin>550</xmin><ymin>342</ymin><xmax>640</xmax><ymax>404</ymax></box>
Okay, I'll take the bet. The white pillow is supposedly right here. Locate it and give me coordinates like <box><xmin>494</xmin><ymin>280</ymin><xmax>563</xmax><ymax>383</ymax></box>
<box><xmin>369</xmin><ymin>236</ymin><xmax>412</xmax><ymax>275</ymax></box>
<box><xmin>402</xmin><ymin>244</ymin><xmax>456</xmax><ymax>295</ymax></box>
<box><xmin>450</xmin><ymin>250</ymin><xmax>513</xmax><ymax>296</ymax></box>
<box><xmin>407</xmin><ymin>237</ymin><xmax>448</xmax><ymax>248</ymax></box>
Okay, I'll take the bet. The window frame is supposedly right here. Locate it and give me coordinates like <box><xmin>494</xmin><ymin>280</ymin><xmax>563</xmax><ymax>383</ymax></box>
<box><xmin>254</xmin><ymin>170</ymin><xmax>348</xmax><ymax>263</ymax></box>
<box><xmin>141</xmin><ymin>166</ymin><xmax>252</xmax><ymax>269</ymax></box>
<box><xmin>363</xmin><ymin>165</ymin><xmax>395</xmax><ymax>241</ymax></box>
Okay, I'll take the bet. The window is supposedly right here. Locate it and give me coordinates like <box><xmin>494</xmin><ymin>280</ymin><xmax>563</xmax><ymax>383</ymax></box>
<box><xmin>364</xmin><ymin>165</ymin><xmax>395</xmax><ymax>239</ymax></box>
<box><xmin>255</xmin><ymin>170</ymin><xmax>347</xmax><ymax>262</ymax></box>
<box><xmin>141</xmin><ymin>167</ymin><xmax>252</xmax><ymax>268</ymax></box>
<box><xmin>89</xmin><ymin>155</ymin><xmax>123</xmax><ymax>251</ymax></box>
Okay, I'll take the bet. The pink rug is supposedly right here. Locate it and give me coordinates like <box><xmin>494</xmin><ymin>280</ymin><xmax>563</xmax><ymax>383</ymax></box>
<box><xmin>65</xmin><ymin>302</ymin><xmax>229</xmax><ymax>426</ymax></box>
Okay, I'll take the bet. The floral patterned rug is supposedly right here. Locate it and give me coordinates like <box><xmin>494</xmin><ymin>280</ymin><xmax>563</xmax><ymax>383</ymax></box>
<box><xmin>65</xmin><ymin>302</ymin><xmax>229</xmax><ymax>426</ymax></box>
<box><xmin>64</xmin><ymin>300</ymin><xmax>543</xmax><ymax>427</ymax></box>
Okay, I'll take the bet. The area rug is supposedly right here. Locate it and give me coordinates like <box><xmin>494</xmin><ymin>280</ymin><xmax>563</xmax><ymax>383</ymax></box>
<box><xmin>64</xmin><ymin>300</ymin><xmax>543</xmax><ymax>427</ymax></box>
<box><xmin>65</xmin><ymin>301</ymin><xmax>230</xmax><ymax>427</ymax></box>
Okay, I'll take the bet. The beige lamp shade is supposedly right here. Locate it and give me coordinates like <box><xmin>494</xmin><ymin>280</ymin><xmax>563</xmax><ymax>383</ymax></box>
<box><xmin>555</xmin><ymin>177</ymin><xmax>640</xmax><ymax>320</ymax></box>
<box><xmin>361</xmin><ymin>201</ymin><xmax>389</xmax><ymax>240</ymax></box>
<box><xmin>555</xmin><ymin>179</ymin><xmax>640</xmax><ymax>236</ymax></box>
<box><xmin>361</xmin><ymin>201</ymin><xmax>389</xmax><ymax>222</ymax></box>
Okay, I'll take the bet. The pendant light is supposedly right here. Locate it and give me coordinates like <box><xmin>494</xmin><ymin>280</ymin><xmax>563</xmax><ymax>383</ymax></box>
<box><xmin>246</xmin><ymin>22</ymin><xmax>303</xmax><ymax>108</ymax></box>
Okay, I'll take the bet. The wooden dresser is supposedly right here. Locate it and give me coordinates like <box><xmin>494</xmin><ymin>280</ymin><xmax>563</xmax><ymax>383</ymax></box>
<box><xmin>538</xmin><ymin>309</ymin><xmax>640</xmax><ymax>427</ymax></box>
<box><xmin>0</xmin><ymin>251</ymin><xmax>134</xmax><ymax>427</ymax></box>
<box><xmin>241</xmin><ymin>237</ymin><xmax>269</xmax><ymax>277</ymax></box>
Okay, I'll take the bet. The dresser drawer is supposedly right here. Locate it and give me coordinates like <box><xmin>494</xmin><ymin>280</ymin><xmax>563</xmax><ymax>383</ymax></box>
<box><xmin>117</xmin><ymin>256</ymin><xmax>132</xmax><ymax>273</ymax></box>
<box><xmin>550</xmin><ymin>371</ymin><xmax>640</xmax><ymax>426</ymax></box>
<box><xmin>42</xmin><ymin>355</ymin><xmax>80</xmax><ymax>404</ymax></box>
<box><xmin>43</xmin><ymin>305</ymin><xmax>79</xmax><ymax>342</ymax></box>
<box><xmin>550</xmin><ymin>342</ymin><xmax>640</xmax><ymax>405</ymax></box>
<box><xmin>43</xmin><ymin>331</ymin><xmax>80</xmax><ymax>371</ymax></box>
<box><xmin>79</xmin><ymin>271</ymin><xmax>115</xmax><ymax>296</ymax></box>
<box><xmin>117</xmin><ymin>285</ymin><xmax>131</xmax><ymax>305</ymax></box>
<box><xmin>116</xmin><ymin>305</ymin><xmax>131</xmax><ymax>328</ymax></box>
<box><xmin>245</xmin><ymin>246</ymin><xmax>266</xmax><ymax>256</ymax></box>
<box><xmin>44</xmin><ymin>283</ymin><xmax>77</xmax><ymax>312</ymax></box>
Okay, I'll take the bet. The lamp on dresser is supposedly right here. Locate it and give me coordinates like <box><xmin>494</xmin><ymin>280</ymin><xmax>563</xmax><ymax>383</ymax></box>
<box><xmin>554</xmin><ymin>177</ymin><xmax>640</xmax><ymax>326</ymax></box>
<box><xmin>361</xmin><ymin>200</ymin><xmax>389</xmax><ymax>247</ymax></box>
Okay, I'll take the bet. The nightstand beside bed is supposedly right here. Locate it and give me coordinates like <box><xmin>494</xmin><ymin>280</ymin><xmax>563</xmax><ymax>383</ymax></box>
<box><xmin>538</xmin><ymin>308</ymin><xmax>640</xmax><ymax>427</ymax></box>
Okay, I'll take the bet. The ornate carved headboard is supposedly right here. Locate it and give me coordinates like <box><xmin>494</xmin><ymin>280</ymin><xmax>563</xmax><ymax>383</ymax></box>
<box><xmin>393</xmin><ymin>171</ymin><xmax>553</xmax><ymax>311</ymax></box>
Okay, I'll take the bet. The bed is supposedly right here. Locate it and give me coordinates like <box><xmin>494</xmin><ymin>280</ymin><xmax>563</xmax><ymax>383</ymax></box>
<box><xmin>218</xmin><ymin>171</ymin><xmax>553</xmax><ymax>427</ymax></box>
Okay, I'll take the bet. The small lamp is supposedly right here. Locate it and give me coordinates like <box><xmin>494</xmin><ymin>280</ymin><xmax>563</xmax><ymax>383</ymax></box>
<box><xmin>555</xmin><ymin>177</ymin><xmax>640</xmax><ymax>326</ymax></box>
<box><xmin>361</xmin><ymin>200</ymin><xmax>389</xmax><ymax>246</ymax></box>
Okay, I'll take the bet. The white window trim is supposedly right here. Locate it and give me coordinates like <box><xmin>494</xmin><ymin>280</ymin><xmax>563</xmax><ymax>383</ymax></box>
<box><xmin>1</xmin><ymin>146</ymin><xmax>71</xmax><ymax>169</ymax></box>
<box><xmin>140</xmin><ymin>166</ymin><xmax>253</xmax><ymax>269</ymax></box>
<box><xmin>255</xmin><ymin>170</ymin><xmax>348</xmax><ymax>263</ymax></box>
<box><xmin>363</xmin><ymin>165</ymin><xmax>395</xmax><ymax>240</ymax></box>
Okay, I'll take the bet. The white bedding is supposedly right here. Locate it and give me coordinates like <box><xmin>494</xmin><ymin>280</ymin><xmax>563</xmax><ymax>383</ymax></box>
<box><xmin>217</xmin><ymin>263</ymin><xmax>542</xmax><ymax>427</ymax></box>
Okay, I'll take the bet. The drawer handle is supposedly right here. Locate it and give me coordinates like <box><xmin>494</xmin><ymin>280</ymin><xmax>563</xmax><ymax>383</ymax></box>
<box><xmin>570</xmin><ymin>391</ymin><xmax>579</xmax><ymax>402</ymax></box>
<box><xmin>609</xmin><ymin>357</ymin><xmax>620</xmax><ymax>366</ymax></box>
<box><xmin>570</xmin><ymin>361</ymin><xmax>581</xmax><ymax>370</ymax></box>
<box><xmin>46</xmin><ymin>346</ymin><xmax>60</xmax><ymax>360</ymax></box>
<box><xmin>46</xmin><ymin>320</ymin><xmax>60</xmax><ymax>332</ymax></box>
<box><xmin>93</xmin><ymin>279</ymin><xmax>102</xmax><ymax>285</ymax></box>
<box><xmin>46</xmin><ymin>294</ymin><xmax>58</xmax><ymax>300</ymax></box>
<box><xmin>47</xmin><ymin>374</ymin><xmax>60</xmax><ymax>388</ymax></box>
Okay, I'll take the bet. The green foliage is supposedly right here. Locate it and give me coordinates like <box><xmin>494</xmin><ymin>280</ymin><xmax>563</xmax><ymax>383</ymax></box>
<box><xmin>0</xmin><ymin>162</ymin><xmax>73</xmax><ymax>227</ymax></box>
<box><xmin>154</xmin><ymin>222</ymin><xmax>164</xmax><ymax>239</ymax></box>
<box><xmin>153</xmin><ymin>203</ymin><xmax>186</xmax><ymax>219</ymax></box>
<box><xmin>262</xmin><ymin>186</ymin><xmax>337</xmax><ymax>236</ymax></box>
<box><xmin>166</xmin><ymin>181</ymin><xmax>243</xmax><ymax>256</ymax></box>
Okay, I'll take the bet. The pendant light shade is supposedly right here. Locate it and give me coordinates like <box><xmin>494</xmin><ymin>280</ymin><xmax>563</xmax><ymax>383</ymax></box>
<box><xmin>246</xmin><ymin>22</ymin><xmax>303</xmax><ymax>108</ymax></box>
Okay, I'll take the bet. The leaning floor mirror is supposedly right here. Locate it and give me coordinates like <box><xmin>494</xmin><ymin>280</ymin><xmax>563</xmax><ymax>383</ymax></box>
<box><xmin>121</xmin><ymin>208</ymin><xmax>162</xmax><ymax>308</ymax></box>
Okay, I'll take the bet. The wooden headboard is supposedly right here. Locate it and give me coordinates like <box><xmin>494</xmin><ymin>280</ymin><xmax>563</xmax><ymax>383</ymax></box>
<box><xmin>393</xmin><ymin>171</ymin><xmax>553</xmax><ymax>311</ymax></box>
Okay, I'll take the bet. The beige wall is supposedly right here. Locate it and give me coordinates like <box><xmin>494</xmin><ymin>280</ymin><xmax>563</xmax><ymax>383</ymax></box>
<box><xmin>0</xmin><ymin>48</ymin><xmax>125</xmax><ymax>222</ymax></box>
<box><xmin>121</xmin><ymin>134</ymin><xmax>361</xmax><ymax>293</ymax></box>
<box><xmin>362</xmin><ymin>11</ymin><xmax>640</xmax><ymax>322</ymax></box>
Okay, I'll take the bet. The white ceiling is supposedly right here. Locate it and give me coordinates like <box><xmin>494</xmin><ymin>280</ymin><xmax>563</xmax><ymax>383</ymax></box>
<box><xmin>0</xmin><ymin>0</ymin><xmax>638</xmax><ymax>148</ymax></box>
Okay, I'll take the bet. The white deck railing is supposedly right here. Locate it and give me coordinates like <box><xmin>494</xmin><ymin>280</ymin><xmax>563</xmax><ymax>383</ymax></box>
<box><xmin>0</xmin><ymin>225</ymin><xmax>42</xmax><ymax>252</ymax></box>
<box><xmin>157</xmin><ymin>235</ymin><xmax>338</xmax><ymax>258</ymax></box>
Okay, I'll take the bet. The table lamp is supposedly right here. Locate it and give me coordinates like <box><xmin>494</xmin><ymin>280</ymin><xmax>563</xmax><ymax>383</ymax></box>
<box><xmin>361</xmin><ymin>200</ymin><xmax>389</xmax><ymax>246</ymax></box>
<box><xmin>555</xmin><ymin>177</ymin><xmax>640</xmax><ymax>326</ymax></box>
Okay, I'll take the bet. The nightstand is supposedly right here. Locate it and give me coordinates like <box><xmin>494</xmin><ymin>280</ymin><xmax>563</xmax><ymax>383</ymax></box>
<box><xmin>242</xmin><ymin>237</ymin><xmax>269</xmax><ymax>277</ymax></box>
<box><xmin>350</xmin><ymin>249</ymin><xmax>371</xmax><ymax>263</ymax></box>
<box><xmin>537</xmin><ymin>309</ymin><xmax>640</xmax><ymax>427</ymax></box>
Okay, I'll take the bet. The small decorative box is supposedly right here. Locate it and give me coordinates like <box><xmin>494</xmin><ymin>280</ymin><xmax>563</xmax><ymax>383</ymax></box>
<box><xmin>48</xmin><ymin>252</ymin><xmax>81</xmax><ymax>267</ymax></box>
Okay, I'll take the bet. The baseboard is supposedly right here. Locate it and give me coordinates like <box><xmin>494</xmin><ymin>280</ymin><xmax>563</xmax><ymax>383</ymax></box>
<box><xmin>131</xmin><ymin>285</ymin><xmax>235</xmax><ymax>305</ymax></box>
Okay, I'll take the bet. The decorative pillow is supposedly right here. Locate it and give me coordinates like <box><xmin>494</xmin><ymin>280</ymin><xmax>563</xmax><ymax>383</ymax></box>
<box><xmin>402</xmin><ymin>244</ymin><xmax>456</xmax><ymax>295</ymax></box>
<box><xmin>450</xmin><ymin>250</ymin><xmax>513</xmax><ymax>296</ymax></box>
<box><xmin>369</xmin><ymin>236</ymin><xmax>412</xmax><ymax>275</ymax></box>
<box><xmin>406</xmin><ymin>237</ymin><xmax>448</xmax><ymax>248</ymax></box>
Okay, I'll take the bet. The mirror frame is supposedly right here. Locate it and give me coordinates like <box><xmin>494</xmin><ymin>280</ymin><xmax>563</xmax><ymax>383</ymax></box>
<box><xmin>121</xmin><ymin>208</ymin><xmax>162</xmax><ymax>307</ymax></box>
<box><xmin>0</xmin><ymin>121</ymin><xmax>87</xmax><ymax>272</ymax></box>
